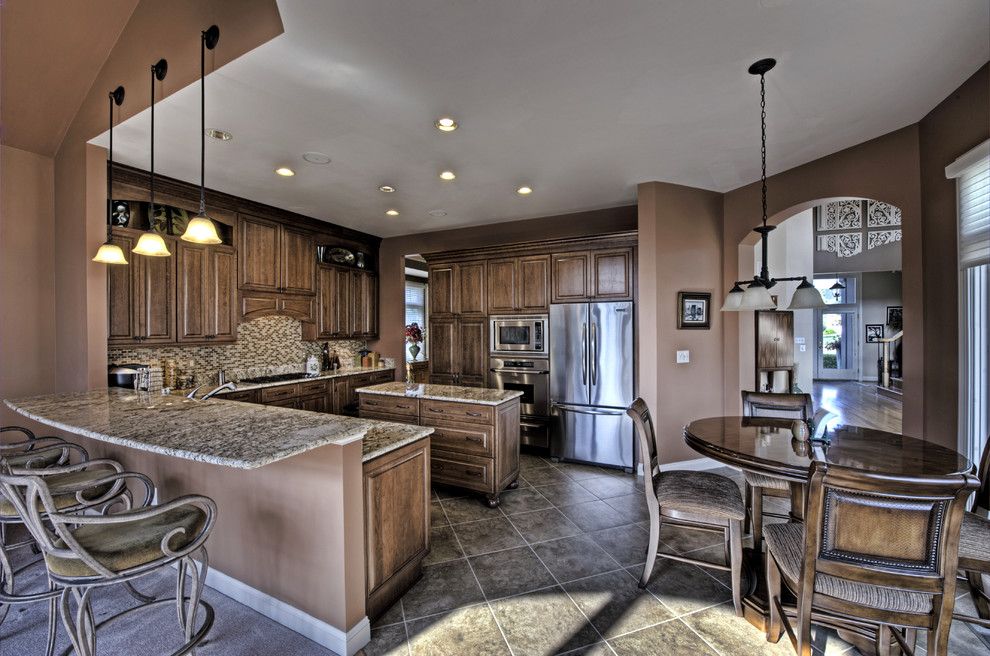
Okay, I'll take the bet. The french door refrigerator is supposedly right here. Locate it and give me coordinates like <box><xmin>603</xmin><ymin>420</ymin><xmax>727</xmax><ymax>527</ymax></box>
<box><xmin>550</xmin><ymin>301</ymin><xmax>634</xmax><ymax>469</ymax></box>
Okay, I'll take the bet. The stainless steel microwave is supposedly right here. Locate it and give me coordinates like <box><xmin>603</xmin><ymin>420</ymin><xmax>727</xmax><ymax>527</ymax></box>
<box><xmin>490</xmin><ymin>315</ymin><xmax>548</xmax><ymax>355</ymax></box>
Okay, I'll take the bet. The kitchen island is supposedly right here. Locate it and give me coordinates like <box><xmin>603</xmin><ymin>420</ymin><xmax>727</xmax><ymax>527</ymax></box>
<box><xmin>5</xmin><ymin>388</ymin><xmax>432</xmax><ymax>656</ymax></box>
<box><xmin>357</xmin><ymin>382</ymin><xmax>522</xmax><ymax>507</ymax></box>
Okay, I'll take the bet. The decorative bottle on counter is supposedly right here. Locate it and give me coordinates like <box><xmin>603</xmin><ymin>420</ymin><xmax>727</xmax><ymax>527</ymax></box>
<box><xmin>330</xmin><ymin>349</ymin><xmax>340</xmax><ymax>371</ymax></box>
<box><xmin>321</xmin><ymin>342</ymin><xmax>332</xmax><ymax>371</ymax></box>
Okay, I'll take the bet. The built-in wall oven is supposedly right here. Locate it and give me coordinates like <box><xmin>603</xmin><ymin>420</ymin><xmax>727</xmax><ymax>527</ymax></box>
<box><xmin>490</xmin><ymin>315</ymin><xmax>548</xmax><ymax>356</ymax></box>
<box><xmin>489</xmin><ymin>356</ymin><xmax>551</xmax><ymax>448</ymax></box>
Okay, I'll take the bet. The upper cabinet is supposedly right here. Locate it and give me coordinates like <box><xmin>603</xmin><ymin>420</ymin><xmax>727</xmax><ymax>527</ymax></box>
<box><xmin>313</xmin><ymin>264</ymin><xmax>378</xmax><ymax>339</ymax></box>
<box><xmin>108</xmin><ymin>228</ymin><xmax>177</xmax><ymax>345</ymax></box>
<box><xmin>429</xmin><ymin>262</ymin><xmax>486</xmax><ymax>317</ymax></box>
<box><xmin>551</xmin><ymin>248</ymin><xmax>633</xmax><ymax>303</ymax></box>
<box><xmin>238</xmin><ymin>214</ymin><xmax>316</xmax><ymax>295</ymax></box>
<box><xmin>176</xmin><ymin>243</ymin><xmax>237</xmax><ymax>343</ymax></box>
<box><xmin>488</xmin><ymin>255</ymin><xmax>549</xmax><ymax>314</ymax></box>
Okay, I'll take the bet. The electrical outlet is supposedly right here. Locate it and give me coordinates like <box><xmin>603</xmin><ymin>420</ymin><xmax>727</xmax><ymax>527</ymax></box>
<box><xmin>676</xmin><ymin>350</ymin><xmax>690</xmax><ymax>364</ymax></box>
<box><xmin>799</xmin><ymin>344</ymin><xmax>807</xmax><ymax>352</ymax></box>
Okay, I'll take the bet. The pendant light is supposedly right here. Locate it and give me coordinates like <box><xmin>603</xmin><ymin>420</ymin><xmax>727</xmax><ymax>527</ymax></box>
<box><xmin>133</xmin><ymin>59</ymin><xmax>172</xmax><ymax>257</ymax></box>
<box><xmin>181</xmin><ymin>25</ymin><xmax>222</xmax><ymax>245</ymax></box>
<box><xmin>93</xmin><ymin>86</ymin><xmax>128</xmax><ymax>265</ymax></box>
<box><xmin>721</xmin><ymin>58</ymin><xmax>826</xmax><ymax>312</ymax></box>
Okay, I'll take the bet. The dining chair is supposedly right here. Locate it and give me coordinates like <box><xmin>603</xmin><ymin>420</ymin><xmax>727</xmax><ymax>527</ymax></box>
<box><xmin>626</xmin><ymin>398</ymin><xmax>745</xmax><ymax>615</ymax></box>
<box><xmin>765</xmin><ymin>460</ymin><xmax>977</xmax><ymax>656</ymax></box>
<box><xmin>956</xmin><ymin>434</ymin><xmax>990</xmax><ymax>626</ymax></box>
<box><xmin>740</xmin><ymin>391</ymin><xmax>817</xmax><ymax>547</ymax></box>
<box><xmin>0</xmin><ymin>468</ymin><xmax>216</xmax><ymax>656</ymax></box>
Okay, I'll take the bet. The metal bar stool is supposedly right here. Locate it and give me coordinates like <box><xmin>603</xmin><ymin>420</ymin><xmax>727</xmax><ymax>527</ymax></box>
<box><xmin>0</xmin><ymin>468</ymin><xmax>217</xmax><ymax>656</ymax></box>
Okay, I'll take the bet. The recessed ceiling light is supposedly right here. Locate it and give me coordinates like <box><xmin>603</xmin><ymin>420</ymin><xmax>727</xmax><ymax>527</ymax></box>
<box><xmin>516</xmin><ymin>186</ymin><xmax>533</xmax><ymax>195</ymax></box>
<box><xmin>385</xmin><ymin>209</ymin><xmax>399</xmax><ymax>216</ymax></box>
<box><xmin>205</xmin><ymin>128</ymin><xmax>233</xmax><ymax>141</ymax></box>
<box><xmin>434</xmin><ymin>117</ymin><xmax>458</xmax><ymax>132</ymax></box>
<box><xmin>439</xmin><ymin>170</ymin><xmax>456</xmax><ymax>181</ymax></box>
<box><xmin>428</xmin><ymin>209</ymin><xmax>447</xmax><ymax>217</ymax></box>
<box><xmin>378</xmin><ymin>184</ymin><xmax>396</xmax><ymax>193</ymax></box>
<box><xmin>274</xmin><ymin>167</ymin><xmax>295</xmax><ymax>177</ymax></box>
<box><xmin>302</xmin><ymin>151</ymin><xmax>331</xmax><ymax>164</ymax></box>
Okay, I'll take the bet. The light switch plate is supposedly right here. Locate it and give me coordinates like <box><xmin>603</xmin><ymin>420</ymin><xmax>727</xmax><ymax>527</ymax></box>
<box><xmin>799</xmin><ymin>345</ymin><xmax>807</xmax><ymax>352</ymax></box>
<box><xmin>676</xmin><ymin>350</ymin><xmax>690</xmax><ymax>364</ymax></box>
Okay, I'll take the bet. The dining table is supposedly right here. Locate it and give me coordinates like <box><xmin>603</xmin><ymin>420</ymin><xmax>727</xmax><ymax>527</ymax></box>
<box><xmin>683</xmin><ymin>416</ymin><xmax>973</xmax><ymax>654</ymax></box>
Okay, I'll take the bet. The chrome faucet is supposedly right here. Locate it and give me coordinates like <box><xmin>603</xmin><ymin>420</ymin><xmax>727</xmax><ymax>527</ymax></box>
<box><xmin>202</xmin><ymin>382</ymin><xmax>236</xmax><ymax>400</ymax></box>
<box><xmin>186</xmin><ymin>385</ymin><xmax>205</xmax><ymax>399</ymax></box>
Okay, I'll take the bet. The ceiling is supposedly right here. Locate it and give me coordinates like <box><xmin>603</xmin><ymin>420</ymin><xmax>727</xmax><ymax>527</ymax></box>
<box><xmin>92</xmin><ymin>0</ymin><xmax>989</xmax><ymax>238</ymax></box>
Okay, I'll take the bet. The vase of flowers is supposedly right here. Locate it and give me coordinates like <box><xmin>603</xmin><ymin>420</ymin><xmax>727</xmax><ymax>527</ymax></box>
<box><xmin>405</xmin><ymin>323</ymin><xmax>423</xmax><ymax>361</ymax></box>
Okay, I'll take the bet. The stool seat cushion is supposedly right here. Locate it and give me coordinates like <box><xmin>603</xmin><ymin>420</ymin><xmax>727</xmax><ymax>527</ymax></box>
<box><xmin>959</xmin><ymin>511</ymin><xmax>990</xmax><ymax>571</ymax></box>
<box><xmin>3</xmin><ymin>449</ymin><xmax>62</xmax><ymax>470</ymax></box>
<box><xmin>743</xmin><ymin>470</ymin><xmax>790</xmax><ymax>491</ymax></box>
<box><xmin>46</xmin><ymin>506</ymin><xmax>206</xmax><ymax>579</ymax></box>
<box><xmin>1</xmin><ymin>469</ymin><xmax>115</xmax><ymax>518</ymax></box>
<box><xmin>655</xmin><ymin>470</ymin><xmax>745</xmax><ymax>521</ymax></box>
<box><xmin>764</xmin><ymin>522</ymin><xmax>932</xmax><ymax>615</ymax></box>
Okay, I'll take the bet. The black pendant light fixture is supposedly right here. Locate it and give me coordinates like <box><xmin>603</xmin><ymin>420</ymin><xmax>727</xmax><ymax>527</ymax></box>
<box><xmin>133</xmin><ymin>58</ymin><xmax>172</xmax><ymax>257</ymax></box>
<box><xmin>93</xmin><ymin>86</ymin><xmax>128</xmax><ymax>265</ymax></box>
<box><xmin>181</xmin><ymin>25</ymin><xmax>222</xmax><ymax>244</ymax></box>
<box><xmin>721</xmin><ymin>58</ymin><xmax>826</xmax><ymax>312</ymax></box>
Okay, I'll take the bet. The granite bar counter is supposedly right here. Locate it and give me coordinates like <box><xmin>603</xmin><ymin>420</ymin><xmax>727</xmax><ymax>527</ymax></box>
<box><xmin>355</xmin><ymin>381</ymin><xmax>523</xmax><ymax>405</ymax></box>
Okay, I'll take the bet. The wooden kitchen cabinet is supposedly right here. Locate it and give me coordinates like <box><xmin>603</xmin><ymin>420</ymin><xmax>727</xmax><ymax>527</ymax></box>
<box><xmin>176</xmin><ymin>243</ymin><xmax>237</xmax><ymax>343</ymax></box>
<box><xmin>238</xmin><ymin>214</ymin><xmax>315</xmax><ymax>295</ymax></box>
<box><xmin>280</xmin><ymin>226</ymin><xmax>317</xmax><ymax>295</ymax></box>
<box><xmin>428</xmin><ymin>262</ymin><xmax>485</xmax><ymax>317</ymax></box>
<box><xmin>107</xmin><ymin>231</ymin><xmax>137</xmax><ymax>343</ymax></box>
<box><xmin>428</xmin><ymin>317</ymin><xmax>486</xmax><ymax>387</ymax></box>
<box><xmin>756</xmin><ymin>310</ymin><xmax>795</xmax><ymax>392</ymax></box>
<box><xmin>351</xmin><ymin>270</ymin><xmax>378</xmax><ymax>338</ymax></box>
<box><xmin>108</xmin><ymin>228</ymin><xmax>176</xmax><ymax>345</ymax></box>
<box><xmin>551</xmin><ymin>248</ymin><xmax>632</xmax><ymax>303</ymax></box>
<box><xmin>487</xmin><ymin>255</ymin><xmax>549</xmax><ymax>314</ymax></box>
<box><xmin>314</xmin><ymin>265</ymin><xmax>377</xmax><ymax>339</ymax></box>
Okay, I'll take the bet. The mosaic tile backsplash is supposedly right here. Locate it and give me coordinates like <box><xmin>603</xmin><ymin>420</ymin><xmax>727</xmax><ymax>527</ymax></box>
<box><xmin>108</xmin><ymin>316</ymin><xmax>367</xmax><ymax>388</ymax></box>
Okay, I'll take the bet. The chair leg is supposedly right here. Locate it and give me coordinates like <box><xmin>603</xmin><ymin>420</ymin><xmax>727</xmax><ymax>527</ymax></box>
<box><xmin>640</xmin><ymin>514</ymin><xmax>660</xmax><ymax>589</ymax></box>
<box><xmin>796</xmin><ymin>593</ymin><xmax>813</xmax><ymax>656</ymax></box>
<box><xmin>766</xmin><ymin>554</ymin><xmax>783</xmax><ymax>643</ymax></box>
<box><xmin>967</xmin><ymin>570</ymin><xmax>990</xmax><ymax>620</ymax></box>
<box><xmin>875</xmin><ymin>624</ymin><xmax>892</xmax><ymax>656</ymax></box>
<box><xmin>752</xmin><ymin>486</ymin><xmax>764</xmax><ymax>548</ymax></box>
<box><xmin>0</xmin><ymin>540</ymin><xmax>12</xmax><ymax>626</ymax></box>
<box><xmin>46</xmin><ymin>578</ymin><xmax>57</xmax><ymax>656</ymax></box>
<box><xmin>729</xmin><ymin>519</ymin><xmax>743</xmax><ymax>617</ymax></box>
<box><xmin>744</xmin><ymin>481</ymin><xmax>752</xmax><ymax>535</ymax></box>
<box><xmin>60</xmin><ymin>586</ymin><xmax>96</xmax><ymax>656</ymax></box>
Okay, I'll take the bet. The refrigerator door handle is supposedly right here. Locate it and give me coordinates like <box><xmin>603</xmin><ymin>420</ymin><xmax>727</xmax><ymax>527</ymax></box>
<box><xmin>581</xmin><ymin>322</ymin><xmax>588</xmax><ymax>385</ymax></box>
<box><xmin>591</xmin><ymin>322</ymin><xmax>598</xmax><ymax>386</ymax></box>
<box><xmin>552</xmin><ymin>403</ymin><xmax>627</xmax><ymax>416</ymax></box>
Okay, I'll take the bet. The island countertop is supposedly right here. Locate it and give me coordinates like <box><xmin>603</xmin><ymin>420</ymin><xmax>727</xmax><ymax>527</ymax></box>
<box><xmin>356</xmin><ymin>382</ymin><xmax>524</xmax><ymax>405</ymax></box>
<box><xmin>5</xmin><ymin>388</ymin><xmax>432</xmax><ymax>468</ymax></box>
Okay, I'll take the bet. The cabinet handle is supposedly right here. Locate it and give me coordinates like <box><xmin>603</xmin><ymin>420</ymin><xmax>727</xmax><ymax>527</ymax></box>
<box><xmin>464</xmin><ymin>469</ymin><xmax>481</xmax><ymax>477</ymax></box>
<box><xmin>428</xmin><ymin>408</ymin><xmax>444</xmax><ymax>413</ymax></box>
<box><xmin>466</xmin><ymin>411</ymin><xmax>482</xmax><ymax>417</ymax></box>
<box><xmin>365</xmin><ymin>400</ymin><xmax>379</xmax><ymax>406</ymax></box>
<box><xmin>396</xmin><ymin>404</ymin><xmax>412</xmax><ymax>409</ymax></box>
<box><xmin>465</xmin><ymin>435</ymin><xmax>483</xmax><ymax>443</ymax></box>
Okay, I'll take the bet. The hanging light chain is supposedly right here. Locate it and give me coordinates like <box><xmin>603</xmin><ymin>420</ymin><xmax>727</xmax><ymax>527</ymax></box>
<box><xmin>760</xmin><ymin>71</ymin><xmax>767</xmax><ymax>227</ymax></box>
<box><xmin>199</xmin><ymin>29</ymin><xmax>206</xmax><ymax>214</ymax></box>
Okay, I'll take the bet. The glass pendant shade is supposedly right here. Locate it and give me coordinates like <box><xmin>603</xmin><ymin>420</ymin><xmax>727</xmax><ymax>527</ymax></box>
<box><xmin>788</xmin><ymin>279</ymin><xmax>827</xmax><ymax>310</ymax></box>
<box><xmin>720</xmin><ymin>283</ymin><xmax>746</xmax><ymax>311</ymax></box>
<box><xmin>181</xmin><ymin>214</ymin><xmax>222</xmax><ymax>244</ymax></box>
<box><xmin>132</xmin><ymin>232</ymin><xmax>171</xmax><ymax>256</ymax></box>
<box><xmin>738</xmin><ymin>281</ymin><xmax>777</xmax><ymax>311</ymax></box>
<box><xmin>93</xmin><ymin>242</ymin><xmax>128</xmax><ymax>264</ymax></box>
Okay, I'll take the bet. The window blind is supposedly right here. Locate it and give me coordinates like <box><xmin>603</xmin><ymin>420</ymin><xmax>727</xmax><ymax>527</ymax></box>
<box><xmin>405</xmin><ymin>280</ymin><xmax>428</xmax><ymax>358</ymax></box>
<box><xmin>948</xmin><ymin>140</ymin><xmax>990</xmax><ymax>269</ymax></box>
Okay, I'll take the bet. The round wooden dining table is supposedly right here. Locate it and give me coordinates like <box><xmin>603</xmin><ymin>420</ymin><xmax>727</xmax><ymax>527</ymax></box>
<box><xmin>683</xmin><ymin>416</ymin><xmax>973</xmax><ymax>651</ymax></box>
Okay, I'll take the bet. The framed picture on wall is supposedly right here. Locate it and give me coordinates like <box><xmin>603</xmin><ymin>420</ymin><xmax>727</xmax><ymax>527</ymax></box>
<box><xmin>677</xmin><ymin>292</ymin><xmax>711</xmax><ymax>329</ymax></box>
<box><xmin>865</xmin><ymin>324</ymin><xmax>884</xmax><ymax>343</ymax></box>
<box><xmin>886</xmin><ymin>306</ymin><xmax>903</xmax><ymax>331</ymax></box>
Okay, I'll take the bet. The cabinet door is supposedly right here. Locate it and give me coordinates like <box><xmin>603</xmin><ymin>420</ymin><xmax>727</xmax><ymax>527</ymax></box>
<box><xmin>176</xmin><ymin>243</ymin><xmax>209</xmax><ymax>342</ymax></box>
<box><xmin>487</xmin><ymin>258</ymin><xmax>517</xmax><ymax>313</ymax></box>
<box><xmin>107</xmin><ymin>231</ymin><xmax>137</xmax><ymax>344</ymax></box>
<box><xmin>518</xmin><ymin>255</ymin><xmax>550</xmax><ymax>312</ymax></box>
<box><xmin>280</xmin><ymin>226</ymin><xmax>316</xmax><ymax>295</ymax></box>
<box><xmin>350</xmin><ymin>271</ymin><xmax>377</xmax><ymax>337</ymax></box>
<box><xmin>551</xmin><ymin>252</ymin><xmax>590</xmax><ymax>303</ymax></box>
<box><xmin>456</xmin><ymin>318</ymin><xmax>488</xmax><ymax>381</ymax></box>
<box><xmin>429</xmin><ymin>265</ymin><xmax>455</xmax><ymax>316</ymax></box>
<box><xmin>428</xmin><ymin>319</ymin><xmax>457</xmax><ymax>379</ymax></box>
<box><xmin>299</xmin><ymin>395</ymin><xmax>329</xmax><ymax>413</ymax></box>
<box><xmin>238</xmin><ymin>214</ymin><xmax>280</xmax><ymax>292</ymax></box>
<box><xmin>136</xmin><ymin>244</ymin><xmax>176</xmax><ymax>343</ymax></box>
<box><xmin>774</xmin><ymin>312</ymin><xmax>794</xmax><ymax>366</ymax></box>
<box><xmin>456</xmin><ymin>262</ymin><xmax>486</xmax><ymax>316</ymax></box>
<box><xmin>590</xmin><ymin>249</ymin><xmax>632</xmax><ymax>300</ymax></box>
<box><xmin>332</xmin><ymin>379</ymin><xmax>349</xmax><ymax>414</ymax></box>
<box><xmin>317</xmin><ymin>265</ymin><xmax>335</xmax><ymax>338</ymax></box>
<box><xmin>210</xmin><ymin>247</ymin><xmax>237</xmax><ymax>342</ymax></box>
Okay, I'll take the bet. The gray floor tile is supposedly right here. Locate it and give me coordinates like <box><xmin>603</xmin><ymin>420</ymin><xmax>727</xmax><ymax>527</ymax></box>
<box><xmin>535</xmin><ymin>480</ymin><xmax>598</xmax><ymax>507</ymax></box>
<box><xmin>532</xmin><ymin>534</ymin><xmax>620</xmax><ymax>582</ymax></box>
<box><xmin>558</xmin><ymin>500</ymin><xmax>630</xmax><ymax>532</ymax></box>
<box><xmin>499</xmin><ymin>486</ymin><xmax>554</xmax><ymax>515</ymax></box>
<box><xmin>588</xmin><ymin>523</ymin><xmax>651</xmax><ymax>567</ymax></box>
<box><xmin>433</xmin><ymin>484</ymin><xmax>468</xmax><ymax>500</ymax></box>
<box><xmin>658</xmin><ymin>522</ymin><xmax>724</xmax><ymax>554</ymax></box>
<box><xmin>406</xmin><ymin>604</ymin><xmax>511</xmax><ymax>655</ymax></box>
<box><xmin>453</xmin><ymin>516</ymin><xmax>527</xmax><ymax>556</ymax></box>
<box><xmin>401</xmin><ymin>559</ymin><xmax>485</xmax><ymax>620</ymax></box>
<box><xmin>470</xmin><ymin>546</ymin><xmax>556</xmax><ymax>600</ymax></box>
<box><xmin>633</xmin><ymin>559</ymin><xmax>732</xmax><ymax>616</ymax></box>
<box><xmin>440</xmin><ymin>495</ymin><xmax>504</xmax><ymax>524</ymax></box>
<box><xmin>509</xmin><ymin>507</ymin><xmax>582</xmax><ymax>543</ymax></box>
<box><xmin>608</xmin><ymin>619</ymin><xmax>719</xmax><ymax>656</ymax></box>
<box><xmin>578</xmin><ymin>475</ymin><xmax>640</xmax><ymax>500</ymax></box>
<box><xmin>430</xmin><ymin>501</ymin><xmax>448</xmax><ymax>527</ymax></box>
<box><xmin>364</xmin><ymin>623</ymin><xmax>409</xmax><ymax>656</ymax></box>
<box><xmin>563</xmin><ymin>569</ymin><xmax>673</xmax><ymax>639</ymax></box>
<box><xmin>681</xmin><ymin>602</ymin><xmax>793</xmax><ymax>655</ymax></box>
<box><xmin>523</xmin><ymin>466</ymin><xmax>572</xmax><ymax>486</ymax></box>
<box><xmin>602</xmin><ymin>493</ymin><xmax>650</xmax><ymax>523</ymax></box>
<box><xmin>555</xmin><ymin>462</ymin><xmax>616</xmax><ymax>481</ymax></box>
<box><xmin>490</xmin><ymin>586</ymin><xmax>602</xmax><ymax>655</ymax></box>
<box><xmin>371</xmin><ymin>599</ymin><xmax>404</xmax><ymax>628</ymax></box>
<box><xmin>423</xmin><ymin>525</ymin><xmax>464</xmax><ymax>566</ymax></box>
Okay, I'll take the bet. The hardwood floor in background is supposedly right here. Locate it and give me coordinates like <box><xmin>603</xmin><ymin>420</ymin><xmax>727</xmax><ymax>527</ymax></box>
<box><xmin>812</xmin><ymin>380</ymin><xmax>902</xmax><ymax>434</ymax></box>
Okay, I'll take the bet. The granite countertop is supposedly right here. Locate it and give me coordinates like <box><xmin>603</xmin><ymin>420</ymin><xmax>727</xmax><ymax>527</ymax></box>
<box><xmin>207</xmin><ymin>365</ymin><xmax>394</xmax><ymax>394</ymax></box>
<box><xmin>5</xmin><ymin>388</ymin><xmax>431</xmax><ymax>469</ymax></box>
<box><xmin>356</xmin><ymin>382</ymin><xmax>524</xmax><ymax>406</ymax></box>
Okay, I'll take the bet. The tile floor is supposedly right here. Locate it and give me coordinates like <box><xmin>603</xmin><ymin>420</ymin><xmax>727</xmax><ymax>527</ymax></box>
<box><xmin>363</xmin><ymin>454</ymin><xmax>990</xmax><ymax>656</ymax></box>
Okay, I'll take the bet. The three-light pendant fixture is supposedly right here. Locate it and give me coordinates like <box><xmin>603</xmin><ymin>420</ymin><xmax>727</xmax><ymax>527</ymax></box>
<box><xmin>93</xmin><ymin>25</ymin><xmax>222</xmax><ymax>265</ymax></box>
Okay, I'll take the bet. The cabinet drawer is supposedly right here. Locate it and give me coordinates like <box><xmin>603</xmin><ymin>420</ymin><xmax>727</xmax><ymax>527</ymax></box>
<box><xmin>360</xmin><ymin>395</ymin><xmax>419</xmax><ymax>417</ymax></box>
<box><xmin>222</xmin><ymin>390</ymin><xmax>259</xmax><ymax>404</ymax></box>
<box><xmin>421</xmin><ymin>400</ymin><xmax>493</xmax><ymax>425</ymax></box>
<box><xmin>260</xmin><ymin>384</ymin><xmax>299</xmax><ymax>403</ymax></box>
<box><xmin>370</xmin><ymin>370</ymin><xmax>394</xmax><ymax>384</ymax></box>
<box><xmin>349</xmin><ymin>373</ymin><xmax>375</xmax><ymax>389</ymax></box>
<box><xmin>267</xmin><ymin>398</ymin><xmax>300</xmax><ymax>409</ymax></box>
<box><xmin>360</xmin><ymin>410</ymin><xmax>416</xmax><ymax>425</ymax></box>
<box><xmin>298</xmin><ymin>379</ymin><xmax>330</xmax><ymax>396</ymax></box>
<box><xmin>427</xmin><ymin>421</ymin><xmax>493</xmax><ymax>457</ymax></box>
<box><xmin>431</xmin><ymin>450</ymin><xmax>493</xmax><ymax>492</ymax></box>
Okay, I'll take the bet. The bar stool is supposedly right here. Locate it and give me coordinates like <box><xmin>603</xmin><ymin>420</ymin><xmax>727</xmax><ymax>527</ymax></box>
<box><xmin>0</xmin><ymin>468</ymin><xmax>217</xmax><ymax>656</ymax></box>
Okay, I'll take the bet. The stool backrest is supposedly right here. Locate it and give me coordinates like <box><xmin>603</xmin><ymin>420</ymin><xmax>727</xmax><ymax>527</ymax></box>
<box><xmin>741</xmin><ymin>391</ymin><xmax>813</xmax><ymax>421</ymax></box>
<box><xmin>627</xmin><ymin>398</ymin><xmax>660</xmax><ymax>504</ymax></box>
<box><xmin>976</xmin><ymin>434</ymin><xmax>990</xmax><ymax>513</ymax></box>
<box><xmin>801</xmin><ymin>460</ymin><xmax>976</xmax><ymax>622</ymax></box>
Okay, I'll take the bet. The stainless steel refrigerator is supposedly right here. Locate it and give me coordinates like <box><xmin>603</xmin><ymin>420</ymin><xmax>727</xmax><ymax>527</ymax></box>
<box><xmin>549</xmin><ymin>301</ymin><xmax>634</xmax><ymax>469</ymax></box>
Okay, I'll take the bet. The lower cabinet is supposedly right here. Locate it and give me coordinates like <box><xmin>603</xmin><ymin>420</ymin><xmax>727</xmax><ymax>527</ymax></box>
<box><xmin>213</xmin><ymin>370</ymin><xmax>393</xmax><ymax>414</ymax></box>
<box><xmin>363</xmin><ymin>437</ymin><xmax>431</xmax><ymax>621</ymax></box>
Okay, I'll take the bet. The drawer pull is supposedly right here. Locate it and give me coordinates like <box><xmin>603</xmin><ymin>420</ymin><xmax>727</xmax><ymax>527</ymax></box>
<box><xmin>465</xmin><ymin>435</ymin><xmax>483</xmax><ymax>443</ymax></box>
<box><xmin>365</xmin><ymin>400</ymin><xmax>379</xmax><ymax>406</ymax></box>
<box><xmin>396</xmin><ymin>404</ymin><xmax>412</xmax><ymax>409</ymax></box>
<box><xmin>464</xmin><ymin>469</ymin><xmax>481</xmax><ymax>477</ymax></box>
<box><xmin>466</xmin><ymin>411</ymin><xmax>482</xmax><ymax>417</ymax></box>
<box><xmin>428</xmin><ymin>408</ymin><xmax>444</xmax><ymax>413</ymax></box>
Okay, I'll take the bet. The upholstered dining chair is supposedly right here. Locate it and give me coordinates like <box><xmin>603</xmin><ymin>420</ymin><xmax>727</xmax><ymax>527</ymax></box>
<box><xmin>765</xmin><ymin>460</ymin><xmax>977</xmax><ymax>656</ymax></box>
<box><xmin>956</xmin><ymin>435</ymin><xmax>990</xmax><ymax>626</ymax></box>
<box><xmin>0</xmin><ymin>468</ymin><xmax>217</xmax><ymax>656</ymax></box>
<box><xmin>740</xmin><ymin>391</ymin><xmax>823</xmax><ymax>547</ymax></box>
<box><xmin>626</xmin><ymin>398</ymin><xmax>746</xmax><ymax>615</ymax></box>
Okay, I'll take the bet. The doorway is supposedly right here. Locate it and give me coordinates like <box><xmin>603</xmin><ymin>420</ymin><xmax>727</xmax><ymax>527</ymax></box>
<box><xmin>813</xmin><ymin>275</ymin><xmax>859</xmax><ymax>380</ymax></box>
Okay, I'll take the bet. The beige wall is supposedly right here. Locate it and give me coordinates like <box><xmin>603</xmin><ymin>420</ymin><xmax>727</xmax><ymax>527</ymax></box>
<box><xmin>0</xmin><ymin>146</ymin><xmax>56</xmax><ymax>425</ymax></box>
<box><xmin>371</xmin><ymin>206</ymin><xmax>637</xmax><ymax>365</ymax></box>
<box><xmin>638</xmin><ymin>182</ymin><xmax>724</xmax><ymax>464</ymax></box>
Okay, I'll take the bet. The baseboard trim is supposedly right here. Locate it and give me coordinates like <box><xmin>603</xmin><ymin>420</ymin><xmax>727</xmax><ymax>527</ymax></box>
<box><xmin>658</xmin><ymin>456</ymin><xmax>720</xmax><ymax>472</ymax></box>
<box><xmin>196</xmin><ymin>565</ymin><xmax>369</xmax><ymax>656</ymax></box>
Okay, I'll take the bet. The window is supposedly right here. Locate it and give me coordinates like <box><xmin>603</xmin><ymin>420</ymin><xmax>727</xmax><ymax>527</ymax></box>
<box><xmin>947</xmin><ymin>139</ymin><xmax>989</xmax><ymax>465</ymax></box>
<box><xmin>405</xmin><ymin>280</ymin><xmax>428</xmax><ymax>360</ymax></box>
<box><xmin>813</xmin><ymin>276</ymin><xmax>856</xmax><ymax>305</ymax></box>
